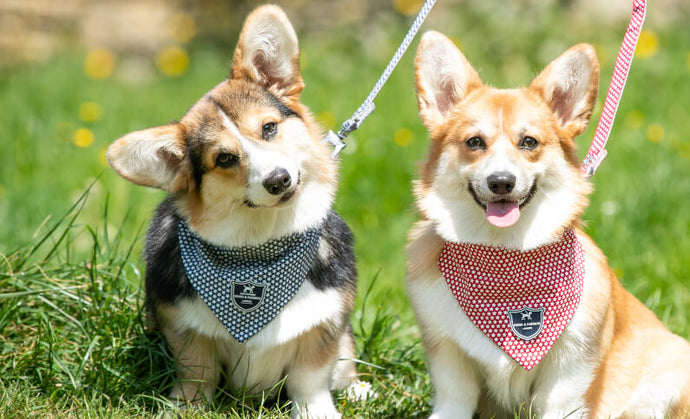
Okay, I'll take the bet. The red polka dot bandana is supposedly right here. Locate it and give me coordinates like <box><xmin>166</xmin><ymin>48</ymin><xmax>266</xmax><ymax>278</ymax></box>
<box><xmin>438</xmin><ymin>229</ymin><xmax>585</xmax><ymax>370</ymax></box>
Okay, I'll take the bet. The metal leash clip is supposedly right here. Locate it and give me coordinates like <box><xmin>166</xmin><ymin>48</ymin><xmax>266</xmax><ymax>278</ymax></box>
<box><xmin>323</xmin><ymin>102</ymin><xmax>376</xmax><ymax>158</ymax></box>
<box><xmin>323</xmin><ymin>130</ymin><xmax>346</xmax><ymax>158</ymax></box>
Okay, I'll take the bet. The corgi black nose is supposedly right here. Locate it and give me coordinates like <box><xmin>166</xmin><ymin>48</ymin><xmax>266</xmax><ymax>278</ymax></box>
<box><xmin>263</xmin><ymin>168</ymin><xmax>292</xmax><ymax>195</ymax></box>
<box><xmin>487</xmin><ymin>172</ymin><xmax>515</xmax><ymax>195</ymax></box>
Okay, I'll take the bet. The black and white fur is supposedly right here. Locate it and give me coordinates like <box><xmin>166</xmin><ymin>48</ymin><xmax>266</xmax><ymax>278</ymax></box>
<box><xmin>146</xmin><ymin>201</ymin><xmax>357</xmax><ymax>415</ymax></box>
<box><xmin>106</xmin><ymin>6</ymin><xmax>358</xmax><ymax>418</ymax></box>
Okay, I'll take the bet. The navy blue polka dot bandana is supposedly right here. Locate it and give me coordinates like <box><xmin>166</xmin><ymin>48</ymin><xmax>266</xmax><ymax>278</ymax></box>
<box><xmin>177</xmin><ymin>221</ymin><xmax>321</xmax><ymax>343</ymax></box>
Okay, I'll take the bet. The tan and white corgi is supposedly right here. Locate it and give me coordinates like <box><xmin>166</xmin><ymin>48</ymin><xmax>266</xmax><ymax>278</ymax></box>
<box><xmin>407</xmin><ymin>31</ymin><xmax>690</xmax><ymax>418</ymax></box>
<box><xmin>107</xmin><ymin>6</ymin><xmax>357</xmax><ymax>418</ymax></box>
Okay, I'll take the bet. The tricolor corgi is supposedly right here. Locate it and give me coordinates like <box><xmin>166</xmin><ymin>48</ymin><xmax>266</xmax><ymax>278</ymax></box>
<box><xmin>107</xmin><ymin>6</ymin><xmax>357</xmax><ymax>418</ymax></box>
<box><xmin>407</xmin><ymin>31</ymin><xmax>690</xmax><ymax>418</ymax></box>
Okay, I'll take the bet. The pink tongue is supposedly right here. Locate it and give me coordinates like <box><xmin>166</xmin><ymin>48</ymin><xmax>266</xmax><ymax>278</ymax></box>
<box><xmin>486</xmin><ymin>201</ymin><xmax>520</xmax><ymax>228</ymax></box>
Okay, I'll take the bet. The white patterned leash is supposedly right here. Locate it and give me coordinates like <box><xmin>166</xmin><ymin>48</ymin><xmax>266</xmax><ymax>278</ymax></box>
<box><xmin>581</xmin><ymin>0</ymin><xmax>647</xmax><ymax>177</ymax></box>
<box><xmin>323</xmin><ymin>0</ymin><xmax>437</xmax><ymax>157</ymax></box>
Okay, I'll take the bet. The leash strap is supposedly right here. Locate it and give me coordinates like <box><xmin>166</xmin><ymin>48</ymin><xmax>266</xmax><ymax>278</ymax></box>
<box><xmin>323</xmin><ymin>0</ymin><xmax>437</xmax><ymax>157</ymax></box>
<box><xmin>581</xmin><ymin>0</ymin><xmax>647</xmax><ymax>177</ymax></box>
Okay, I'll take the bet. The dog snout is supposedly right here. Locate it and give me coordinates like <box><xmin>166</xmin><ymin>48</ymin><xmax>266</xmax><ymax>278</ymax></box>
<box><xmin>487</xmin><ymin>172</ymin><xmax>516</xmax><ymax>195</ymax></box>
<box><xmin>263</xmin><ymin>168</ymin><xmax>292</xmax><ymax>195</ymax></box>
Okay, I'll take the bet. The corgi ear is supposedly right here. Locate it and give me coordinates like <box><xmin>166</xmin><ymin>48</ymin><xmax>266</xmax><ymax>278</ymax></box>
<box><xmin>231</xmin><ymin>5</ymin><xmax>304</xmax><ymax>101</ymax></box>
<box><xmin>106</xmin><ymin>123</ymin><xmax>188</xmax><ymax>192</ymax></box>
<box><xmin>529</xmin><ymin>44</ymin><xmax>599</xmax><ymax>135</ymax></box>
<box><xmin>415</xmin><ymin>31</ymin><xmax>482</xmax><ymax>130</ymax></box>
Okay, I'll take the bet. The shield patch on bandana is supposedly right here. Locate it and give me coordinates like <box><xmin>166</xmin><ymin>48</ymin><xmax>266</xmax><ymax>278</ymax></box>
<box><xmin>231</xmin><ymin>281</ymin><xmax>267</xmax><ymax>313</ymax></box>
<box><xmin>507</xmin><ymin>307</ymin><xmax>545</xmax><ymax>341</ymax></box>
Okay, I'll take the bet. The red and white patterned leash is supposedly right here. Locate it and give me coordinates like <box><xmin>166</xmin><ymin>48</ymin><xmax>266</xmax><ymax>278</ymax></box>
<box><xmin>581</xmin><ymin>0</ymin><xmax>647</xmax><ymax>177</ymax></box>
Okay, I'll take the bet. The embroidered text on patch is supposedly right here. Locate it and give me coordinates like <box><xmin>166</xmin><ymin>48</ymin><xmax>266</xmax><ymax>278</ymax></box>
<box><xmin>178</xmin><ymin>222</ymin><xmax>321</xmax><ymax>343</ymax></box>
<box><xmin>438</xmin><ymin>229</ymin><xmax>585</xmax><ymax>370</ymax></box>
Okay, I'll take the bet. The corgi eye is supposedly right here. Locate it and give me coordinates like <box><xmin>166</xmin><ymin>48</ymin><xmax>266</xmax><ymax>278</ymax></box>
<box><xmin>216</xmin><ymin>153</ymin><xmax>239</xmax><ymax>168</ymax></box>
<box><xmin>262</xmin><ymin>122</ymin><xmax>278</xmax><ymax>140</ymax></box>
<box><xmin>519</xmin><ymin>136</ymin><xmax>539</xmax><ymax>150</ymax></box>
<box><xmin>465</xmin><ymin>136</ymin><xmax>486</xmax><ymax>150</ymax></box>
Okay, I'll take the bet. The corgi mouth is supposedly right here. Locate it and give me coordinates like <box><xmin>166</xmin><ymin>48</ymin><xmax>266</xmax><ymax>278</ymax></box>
<box><xmin>469</xmin><ymin>182</ymin><xmax>537</xmax><ymax>228</ymax></box>
<box><xmin>244</xmin><ymin>174</ymin><xmax>302</xmax><ymax>209</ymax></box>
<box><xmin>243</xmin><ymin>190</ymin><xmax>296</xmax><ymax>208</ymax></box>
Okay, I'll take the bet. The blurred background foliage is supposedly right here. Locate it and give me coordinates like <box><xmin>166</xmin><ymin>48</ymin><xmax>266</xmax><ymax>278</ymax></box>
<box><xmin>1</xmin><ymin>0</ymin><xmax>689</xmax><ymax>317</ymax></box>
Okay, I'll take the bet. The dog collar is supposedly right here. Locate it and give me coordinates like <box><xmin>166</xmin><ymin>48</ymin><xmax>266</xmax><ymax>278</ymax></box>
<box><xmin>178</xmin><ymin>221</ymin><xmax>321</xmax><ymax>343</ymax></box>
<box><xmin>438</xmin><ymin>229</ymin><xmax>585</xmax><ymax>370</ymax></box>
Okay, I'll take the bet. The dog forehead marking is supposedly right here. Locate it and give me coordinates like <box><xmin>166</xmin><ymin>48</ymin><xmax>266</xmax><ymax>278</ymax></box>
<box><xmin>217</xmin><ymin>106</ymin><xmax>265</xmax><ymax>160</ymax></box>
<box><xmin>219</xmin><ymin>108</ymin><xmax>248</xmax><ymax>144</ymax></box>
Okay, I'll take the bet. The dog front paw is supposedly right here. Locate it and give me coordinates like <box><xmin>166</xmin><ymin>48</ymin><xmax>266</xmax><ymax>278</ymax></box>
<box><xmin>291</xmin><ymin>400</ymin><xmax>341</xmax><ymax>419</ymax></box>
<box><xmin>429</xmin><ymin>402</ymin><xmax>475</xmax><ymax>419</ymax></box>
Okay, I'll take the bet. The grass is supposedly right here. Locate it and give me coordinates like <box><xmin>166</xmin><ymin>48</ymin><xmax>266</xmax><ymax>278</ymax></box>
<box><xmin>0</xmin><ymin>185</ymin><xmax>430</xmax><ymax>417</ymax></box>
<box><xmin>1</xmin><ymin>2</ymin><xmax>689</xmax><ymax>417</ymax></box>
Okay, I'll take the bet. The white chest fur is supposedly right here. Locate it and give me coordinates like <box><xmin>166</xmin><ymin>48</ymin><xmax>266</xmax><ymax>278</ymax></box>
<box><xmin>168</xmin><ymin>280</ymin><xmax>344</xmax><ymax>391</ymax></box>
<box><xmin>408</xmin><ymin>267</ymin><xmax>598</xmax><ymax>417</ymax></box>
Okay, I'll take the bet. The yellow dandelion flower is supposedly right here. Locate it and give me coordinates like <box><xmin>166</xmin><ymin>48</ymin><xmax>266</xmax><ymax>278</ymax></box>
<box><xmin>78</xmin><ymin>102</ymin><xmax>104</xmax><ymax>123</ymax></box>
<box><xmin>624</xmin><ymin>110</ymin><xmax>644</xmax><ymax>130</ymax></box>
<box><xmin>157</xmin><ymin>45</ymin><xmax>190</xmax><ymax>77</ymax></box>
<box><xmin>394</xmin><ymin>128</ymin><xmax>413</xmax><ymax>147</ymax></box>
<box><xmin>635</xmin><ymin>30</ymin><xmax>658</xmax><ymax>59</ymax></box>
<box><xmin>168</xmin><ymin>13</ymin><xmax>196</xmax><ymax>44</ymax></box>
<box><xmin>686</xmin><ymin>52</ymin><xmax>690</xmax><ymax>72</ymax></box>
<box><xmin>646</xmin><ymin>123</ymin><xmax>664</xmax><ymax>143</ymax></box>
<box><xmin>84</xmin><ymin>48</ymin><xmax>115</xmax><ymax>80</ymax></box>
<box><xmin>393</xmin><ymin>0</ymin><xmax>424</xmax><ymax>16</ymax></box>
<box><xmin>73</xmin><ymin>128</ymin><xmax>95</xmax><ymax>148</ymax></box>
<box><xmin>316</xmin><ymin>111</ymin><xmax>335</xmax><ymax>130</ymax></box>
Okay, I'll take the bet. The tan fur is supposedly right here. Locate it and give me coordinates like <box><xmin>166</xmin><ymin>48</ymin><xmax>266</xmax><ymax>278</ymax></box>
<box><xmin>408</xmin><ymin>31</ymin><xmax>690</xmax><ymax>418</ymax></box>
<box><xmin>230</xmin><ymin>10</ymin><xmax>305</xmax><ymax>107</ymax></box>
<box><xmin>584</xmin><ymin>272</ymin><xmax>690</xmax><ymax>416</ymax></box>
<box><xmin>106</xmin><ymin>123</ymin><xmax>189</xmax><ymax>191</ymax></box>
<box><xmin>163</xmin><ymin>323</ymin><xmax>220</xmax><ymax>402</ymax></box>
